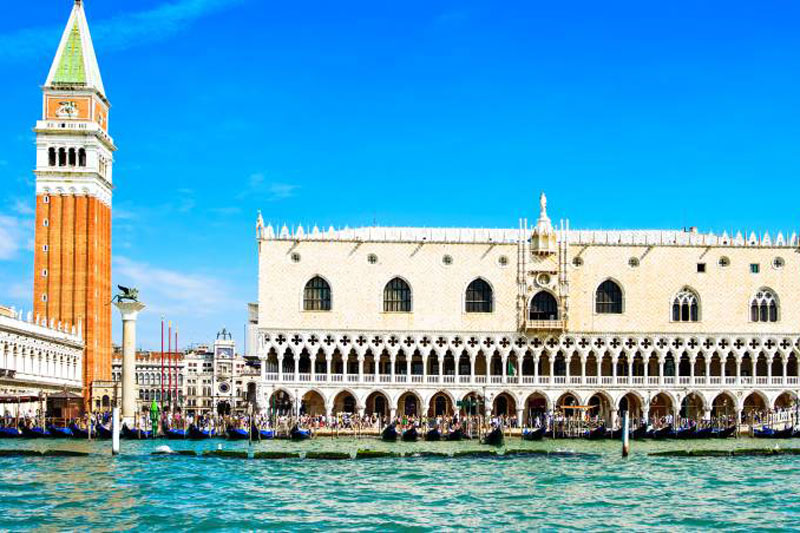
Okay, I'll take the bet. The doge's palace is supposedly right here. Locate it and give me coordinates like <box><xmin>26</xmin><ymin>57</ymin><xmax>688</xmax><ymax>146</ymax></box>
<box><xmin>254</xmin><ymin>194</ymin><xmax>799</xmax><ymax>426</ymax></box>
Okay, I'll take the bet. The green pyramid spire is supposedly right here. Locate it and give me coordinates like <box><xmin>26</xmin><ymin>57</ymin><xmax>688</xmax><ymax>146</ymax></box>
<box><xmin>53</xmin><ymin>20</ymin><xmax>86</xmax><ymax>85</ymax></box>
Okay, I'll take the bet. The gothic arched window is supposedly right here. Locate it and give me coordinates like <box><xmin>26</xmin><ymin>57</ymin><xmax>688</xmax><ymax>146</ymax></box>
<box><xmin>751</xmin><ymin>289</ymin><xmax>778</xmax><ymax>323</ymax></box>
<box><xmin>58</xmin><ymin>148</ymin><xmax>67</xmax><ymax>166</ymax></box>
<box><xmin>595</xmin><ymin>280</ymin><xmax>623</xmax><ymax>314</ymax></box>
<box><xmin>672</xmin><ymin>288</ymin><xmax>699</xmax><ymax>322</ymax></box>
<box><xmin>529</xmin><ymin>291</ymin><xmax>559</xmax><ymax>321</ymax></box>
<box><xmin>78</xmin><ymin>148</ymin><xmax>87</xmax><ymax>167</ymax></box>
<box><xmin>303</xmin><ymin>276</ymin><xmax>331</xmax><ymax>311</ymax></box>
<box><xmin>384</xmin><ymin>278</ymin><xmax>412</xmax><ymax>312</ymax></box>
<box><xmin>465</xmin><ymin>278</ymin><xmax>493</xmax><ymax>313</ymax></box>
<box><xmin>68</xmin><ymin>148</ymin><xmax>76</xmax><ymax>166</ymax></box>
<box><xmin>48</xmin><ymin>147</ymin><xmax>56</xmax><ymax>166</ymax></box>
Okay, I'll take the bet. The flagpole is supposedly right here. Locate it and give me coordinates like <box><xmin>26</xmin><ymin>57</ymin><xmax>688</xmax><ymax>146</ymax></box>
<box><xmin>160</xmin><ymin>317</ymin><xmax>165</xmax><ymax>414</ymax></box>
<box><xmin>168</xmin><ymin>321</ymin><xmax>173</xmax><ymax>413</ymax></box>
<box><xmin>174</xmin><ymin>327</ymin><xmax>179</xmax><ymax>412</ymax></box>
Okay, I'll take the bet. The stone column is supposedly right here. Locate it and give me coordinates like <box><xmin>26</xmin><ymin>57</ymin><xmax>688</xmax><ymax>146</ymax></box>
<box><xmin>277</xmin><ymin>355</ymin><xmax>284</xmax><ymax>381</ymax></box>
<box><xmin>658</xmin><ymin>360</ymin><xmax>664</xmax><ymax>386</ymax></box>
<box><xmin>612</xmin><ymin>357</ymin><xmax>618</xmax><ymax>384</ymax></box>
<box><xmin>735</xmin><ymin>358</ymin><xmax>741</xmax><ymax>385</ymax></box>
<box><xmin>358</xmin><ymin>356</ymin><xmax>364</xmax><ymax>382</ymax></box>
<box><xmin>533</xmin><ymin>357</ymin><xmax>539</xmax><ymax>384</ymax></box>
<box><xmin>516</xmin><ymin>407</ymin><xmax>524</xmax><ymax>428</ymax></box>
<box><xmin>469</xmin><ymin>356</ymin><xmax>475</xmax><ymax>384</ymax></box>
<box><xmin>502</xmin><ymin>356</ymin><xmax>508</xmax><ymax>383</ymax></box>
<box><xmin>689</xmin><ymin>357</ymin><xmax>695</xmax><ymax>385</ymax></box>
<box><xmin>390</xmin><ymin>355</ymin><xmax>396</xmax><ymax>382</ymax></box>
<box><xmin>114</xmin><ymin>301</ymin><xmax>145</xmax><ymax>427</ymax></box>
<box><xmin>580</xmin><ymin>357</ymin><xmax>586</xmax><ymax>385</ymax></box>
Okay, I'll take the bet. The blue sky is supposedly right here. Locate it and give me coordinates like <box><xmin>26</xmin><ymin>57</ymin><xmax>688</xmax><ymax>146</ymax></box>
<box><xmin>1</xmin><ymin>0</ymin><xmax>799</xmax><ymax>350</ymax></box>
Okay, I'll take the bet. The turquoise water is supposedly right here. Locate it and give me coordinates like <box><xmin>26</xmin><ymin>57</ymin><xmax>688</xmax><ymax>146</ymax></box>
<box><xmin>0</xmin><ymin>438</ymin><xmax>798</xmax><ymax>531</ymax></box>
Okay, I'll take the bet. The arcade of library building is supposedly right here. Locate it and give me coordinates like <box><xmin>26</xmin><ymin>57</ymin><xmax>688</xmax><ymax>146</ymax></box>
<box><xmin>253</xmin><ymin>195</ymin><xmax>800</xmax><ymax>426</ymax></box>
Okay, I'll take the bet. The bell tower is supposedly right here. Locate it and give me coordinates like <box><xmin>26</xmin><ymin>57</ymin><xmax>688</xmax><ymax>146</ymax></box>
<box><xmin>33</xmin><ymin>0</ymin><xmax>115</xmax><ymax>406</ymax></box>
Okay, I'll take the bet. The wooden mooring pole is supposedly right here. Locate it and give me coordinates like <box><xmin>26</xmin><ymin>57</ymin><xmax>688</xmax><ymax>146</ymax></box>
<box><xmin>621</xmin><ymin>411</ymin><xmax>630</xmax><ymax>458</ymax></box>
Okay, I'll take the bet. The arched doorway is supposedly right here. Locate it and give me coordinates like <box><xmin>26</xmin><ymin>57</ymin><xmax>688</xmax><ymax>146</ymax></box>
<box><xmin>365</xmin><ymin>391</ymin><xmax>389</xmax><ymax>418</ymax></box>
<box><xmin>301</xmin><ymin>390</ymin><xmax>325</xmax><ymax>416</ymax></box>
<box><xmin>523</xmin><ymin>392</ymin><xmax>548</xmax><ymax>426</ymax></box>
<box><xmin>333</xmin><ymin>390</ymin><xmax>357</xmax><ymax>415</ymax></box>
<box><xmin>743</xmin><ymin>391</ymin><xmax>767</xmax><ymax>416</ymax></box>
<box><xmin>586</xmin><ymin>393</ymin><xmax>612</xmax><ymax>425</ymax></box>
<box><xmin>397</xmin><ymin>391</ymin><xmax>421</xmax><ymax>417</ymax></box>
<box><xmin>711</xmin><ymin>392</ymin><xmax>736</xmax><ymax>422</ymax></box>
<box><xmin>774</xmin><ymin>391</ymin><xmax>796</xmax><ymax>410</ymax></box>
<box><xmin>460</xmin><ymin>392</ymin><xmax>481</xmax><ymax>416</ymax></box>
<box><xmin>680</xmin><ymin>392</ymin><xmax>705</xmax><ymax>422</ymax></box>
<box><xmin>618</xmin><ymin>392</ymin><xmax>643</xmax><ymax>423</ymax></box>
<box><xmin>649</xmin><ymin>392</ymin><xmax>674</xmax><ymax>421</ymax></box>
<box><xmin>268</xmin><ymin>390</ymin><xmax>293</xmax><ymax>415</ymax></box>
<box><xmin>428</xmin><ymin>392</ymin><xmax>453</xmax><ymax>417</ymax></box>
<box><xmin>493</xmin><ymin>392</ymin><xmax>516</xmax><ymax>416</ymax></box>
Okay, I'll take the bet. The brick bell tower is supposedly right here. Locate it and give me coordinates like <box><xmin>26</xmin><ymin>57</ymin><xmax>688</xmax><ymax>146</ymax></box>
<box><xmin>33</xmin><ymin>0</ymin><xmax>115</xmax><ymax>407</ymax></box>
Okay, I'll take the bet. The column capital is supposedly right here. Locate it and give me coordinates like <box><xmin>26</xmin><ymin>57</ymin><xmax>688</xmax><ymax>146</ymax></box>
<box><xmin>114</xmin><ymin>301</ymin><xmax>145</xmax><ymax>321</ymax></box>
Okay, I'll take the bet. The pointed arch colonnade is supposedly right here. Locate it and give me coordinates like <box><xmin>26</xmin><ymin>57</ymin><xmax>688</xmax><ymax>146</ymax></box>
<box><xmin>256</xmin><ymin>330</ymin><xmax>800</xmax><ymax>423</ymax></box>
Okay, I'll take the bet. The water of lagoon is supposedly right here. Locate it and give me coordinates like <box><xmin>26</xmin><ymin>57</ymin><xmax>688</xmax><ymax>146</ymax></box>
<box><xmin>0</xmin><ymin>437</ymin><xmax>798</xmax><ymax>531</ymax></box>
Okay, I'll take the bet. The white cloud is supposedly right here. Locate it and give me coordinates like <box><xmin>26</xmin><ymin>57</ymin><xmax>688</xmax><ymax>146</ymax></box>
<box><xmin>0</xmin><ymin>0</ymin><xmax>248</xmax><ymax>62</ymax></box>
<box><xmin>12</xmin><ymin>198</ymin><xmax>34</xmax><ymax>216</ymax></box>
<box><xmin>113</xmin><ymin>256</ymin><xmax>238</xmax><ymax>317</ymax></box>
<box><xmin>0</xmin><ymin>215</ymin><xmax>25</xmax><ymax>260</ymax></box>
<box><xmin>267</xmin><ymin>183</ymin><xmax>299</xmax><ymax>200</ymax></box>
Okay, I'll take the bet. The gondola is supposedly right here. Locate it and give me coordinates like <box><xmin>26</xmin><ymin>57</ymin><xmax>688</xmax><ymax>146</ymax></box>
<box><xmin>46</xmin><ymin>425</ymin><xmax>73</xmax><ymax>439</ymax></box>
<box><xmin>0</xmin><ymin>426</ymin><xmax>22</xmax><ymax>438</ymax></box>
<box><xmin>676</xmin><ymin>426</ymin><xmax>696</xmax><ymax>440</ymax></box>
<box><xmin>446</xmin><ymin>427</ymin><xmax>464</xmax><ymax>442</ymax></box>
<box><xmin>69</xmin><ymin>423</ymin><xmax>94</xmax><ymax>439</ymax></box>
<box><xmin>713</xmin><ymin>426</ymin><xmax>736</xmax><ymax>439</ymax></box>
<box><xmin>609</xmin><ymin>427</ymin><xmax>623</xmax><ymax>440</ymax></box>
<box><xmin>165</xmin><ymin>428</ymin><xmax>188</xmax><ymax>440</ymax></box>
<box><xmin>692</xmin><ymin>427</ymin><xmax>714</xmax><ymax>439</ymax></box>
<box><xmin>290</xmin><ymin>426</ymin><xmax>311</xmax><ymax>441</ymax></box>
<box><xmin>121</xmin><ymin>425</ymin><xmax>153</xmax><ymax>440</ymax></box>
<box><xmin>381</xmin><ymin>424</ymin><xmax>398</xmax><ymax>442</ymax></box>
<box><xmin>632</xmin><ymin>426</ymin><xmax>650</xmax><ymax>440</ymax></box>
<box><xmin>586</xmin><ymin>426</ymin><xmax>608</xmax><ymax>440</ymax></box>
<box><xmin>401</xmin><ymin>427</ymin><xmax>418</xmax><ymax>442</ymax></box>
<box><xmin>754</xmin><ymin>427</ymin><xmax>793</xmax><ymax>439</ymax></box>
<box><xmin>21</xmin><ymin>426</ymin><xmax>50</xmax><ymax>439</ymax></box>
<box><xmin>522</xmin><ymin>427</ymin><xmax>545</xmax><ymax>441</ymax></box>
<box><xmin>258</xmin><ymin>429</ymin><xmax>275</xmax><ymax>440</ymax></box>
<box><xmin>652</xmin><ymin>426</ymin><xmax>675</xmax><ymax>440</ymax></box>
<box><xmin>188</xmin><ymin>425</ymin><xmax>214</xmax><ymax>440</ymax></box>
<box><xmin>227</xmin><ymin>427</ymin><xmax>250</xmax><ymax>441</ymax></box>
<box><xmin>425</xmin><ymin>428</ymin><xmax>441</xmax><ymax>442</ymax></box>
<box><xmin>95</xmin><ymin>424</ymin><xmax>113</xmax><ymax>439</ymax></box>
<box><xmin>482</xmin><ymin>427</ymin><xmax>504</xmax><ymax>446</ymax></box>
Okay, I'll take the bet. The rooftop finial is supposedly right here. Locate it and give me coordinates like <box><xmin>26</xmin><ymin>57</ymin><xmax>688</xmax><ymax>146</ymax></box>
<box><xmin>539</xmin><ymin>192</ymin><xmax>547</xmax><ymax>217</ymax></box>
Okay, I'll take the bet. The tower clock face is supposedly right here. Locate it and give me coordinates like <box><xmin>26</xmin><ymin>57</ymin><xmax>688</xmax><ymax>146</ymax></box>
<box><xmin>218</xmin><ymin>382</ymin><xmax>230</xmax><ymax>394</ymax></box>
<box><xmin>217</xmin><ymin>347</ymin><xmax>233</xmax><ymax>358</ymax></box>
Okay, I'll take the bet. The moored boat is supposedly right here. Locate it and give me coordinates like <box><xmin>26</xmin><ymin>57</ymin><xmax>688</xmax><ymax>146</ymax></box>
<box><xmin>692</xmin><ymin>427</ymin><xmax>714</xmax><ymax>439</ymax></box>
<box><xmin>522</xmin><ymin>427</ymin><xmax>545</xmax><ymax>441</ymax></box>
<box><xmin>401</xmin><ymin>427</ymin><xmax>418</xmax><ymax>442</ymax></box>
<box><xmin>676</xmin><ymin>426</ymin><xmax>696</xmax><ymax>440</ymax></box>
<box><xmin>425</xmin><ymin>428</ymin><xmax>441</xmax><ymax>442</ymax></box>
<box><xmin>121</xmin><ymin>425</ymin><xmax>153</xmax><ymax>440</ymax></box>
<box><xmin>652</xmin><ymin>426</ymin><xmax>675</xmax><ymax>440</ymax></box>
<box><xmin>227</xmin><ymin>427</ymin><xmax>250</xmax><ymax>441</ymax></box>
<box><xmin>69</xmin><ymin>423</ymin><xmax>93</xmax><ymax>439</ymax></box>
<box><xmin>713</xmin><ymin>426</ymin><xmax>736</xmax><ymax>439</ymax></box>
<box><xmin>188</xmin><ymin>425</ymin><xmax>214</xmax><ymax>440</ymax></box>
<box><xmin>482</xmin><ymin>427</ymin><xmax>504</xmax><ymax>446</ymax></box>
<box><xmin>381</xmin><ymin>424</ymin><xmax>398</xmax><ymax>442</ymax></box>
<box><xmin>46</xmin><ymin>425</ymin><xmax>73</xmax><ymax>439</ymax></box>
<box><xmin>21</xmin><ymin>426</ymin><xmax>50</xmax><ymax>439</ymax></box>
<box><xmin>290</xmin><ymin>426</ymin><xmax>311</xmax><ymax>441</ymax></box>
<box><xmin>165</xmin><ymin>428</ymin><xmax>188</xmax><ymax>440</ymax></box>
<box><xmin>95</xmin><ymin>424</ymin><xmax>113</xmax><ymax>439</ymax></box>
<box><xmin>258</xmin><ymin>429</ymin><xmax>275</xmax><ymax>440</ymax></box>
<box><xmin>587</xmin><ymin>426</ymin><xmax>608</xmax><ymax>440</ymax></box>
<box><xmin>632</xmin><ymin>426</ymin><xmax>650</xmax><ymax>440</ymax></box>
<box><xmin>0</xmin><ymin>426</ymin><xmax>22</xmax><ymax>438</ymax></box>
<box><xmin>754</xmin><ymin>426</ymin><xmax>793</xmax><ymax>439</ymax></box>
<box><xmin>446</xmin><ymin>428</ymin><xmax>463</xmax><ymax>442</ymax></box>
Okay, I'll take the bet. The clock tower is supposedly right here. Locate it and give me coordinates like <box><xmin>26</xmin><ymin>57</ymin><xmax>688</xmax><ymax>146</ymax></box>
<box><xmin>33</xmin><ymin>0</ymin><xmax>115</xmax><ymax>406</ymax></box>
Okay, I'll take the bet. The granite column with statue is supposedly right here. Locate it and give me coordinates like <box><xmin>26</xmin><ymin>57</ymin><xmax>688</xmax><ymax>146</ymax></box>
<box><xmin>115</xmin><ymin>298</ymin><xmax>145</xmax><ymax>426</ymax></box>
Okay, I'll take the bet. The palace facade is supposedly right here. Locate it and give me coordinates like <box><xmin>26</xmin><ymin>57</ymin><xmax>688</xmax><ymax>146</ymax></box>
<box><xmin>254</xmin><ymin>195</ymin><xmax>799</xmax><ymax>426</ymax></box>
